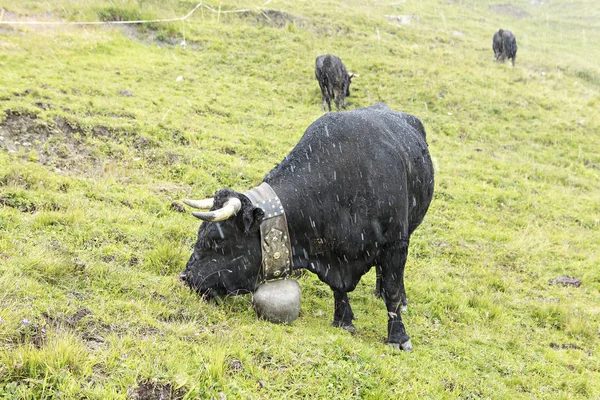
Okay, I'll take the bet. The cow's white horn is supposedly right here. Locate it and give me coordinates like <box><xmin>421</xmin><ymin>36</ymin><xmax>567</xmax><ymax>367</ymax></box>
<box><xmin>191</xmin><ymin>198</ymin><xmax>242</xmax><ymax>222</ymax></box>
<box><xmin>183</xmin><ymin>199</ymin><xmax>214</xmax><ymax>209</ymax></box>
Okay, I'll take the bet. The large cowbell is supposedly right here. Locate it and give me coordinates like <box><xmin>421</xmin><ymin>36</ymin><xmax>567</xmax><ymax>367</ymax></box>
<box><xmin>244</xmin><ymin>183</ymin><xmax>301</xmax><ymax>324</ymax></box>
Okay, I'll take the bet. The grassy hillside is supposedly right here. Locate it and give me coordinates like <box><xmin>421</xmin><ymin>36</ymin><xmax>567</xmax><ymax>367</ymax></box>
<box><xmin>1</xmin><ymin>0</ymin><xmax>599</xmax><ymax>398</ymax></box>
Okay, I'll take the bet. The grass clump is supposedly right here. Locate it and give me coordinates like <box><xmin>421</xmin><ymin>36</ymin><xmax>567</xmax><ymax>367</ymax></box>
<box><xmin>97</xmin><ymin>7</ymin><xmax>142</xmax><ymax>22</ymax></box>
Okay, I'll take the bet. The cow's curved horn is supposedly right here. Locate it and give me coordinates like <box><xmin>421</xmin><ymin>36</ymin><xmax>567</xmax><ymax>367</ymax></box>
<box><xmin>183</xmin><ymin>198</ymin><xmax>214</xmax><ymax>209</ymax></box>
<box><xmin>191</xmin><ymin>198</ymin><xmax>242</xmax><ymax>222</ymax></box>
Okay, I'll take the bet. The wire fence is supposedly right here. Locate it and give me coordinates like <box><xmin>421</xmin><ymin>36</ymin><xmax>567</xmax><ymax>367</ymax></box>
<box><xmin>0</xmin><ymin>1</ymin><xmax>273</xmax><ymax>26</ymax></box>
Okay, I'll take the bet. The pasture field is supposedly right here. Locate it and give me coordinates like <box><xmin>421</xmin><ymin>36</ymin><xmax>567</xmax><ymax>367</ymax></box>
<box><xmin>0</xmin><ymin>0</ymin><xmax>599</xmax><ymax>398</ymax></box>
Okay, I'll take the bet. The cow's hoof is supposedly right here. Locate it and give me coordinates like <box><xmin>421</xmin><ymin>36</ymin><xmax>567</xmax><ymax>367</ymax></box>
<box><xmin>332</xmin><ymin>321</ymin><xmax>355</xmax><ymax>333</ymax></box>
<box><xmin>400</xmin><ymin>305</ymin><xmax>408</xmax><ymax>314</ymax></box>
<box><xmin>388</xmin><ymin>340</ymin><xmax>412</xmax><ymax>351</ymax></box>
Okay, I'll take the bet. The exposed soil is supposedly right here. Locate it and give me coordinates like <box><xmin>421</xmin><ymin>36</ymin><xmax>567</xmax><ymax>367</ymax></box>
<box><xmin>127</xmin><ymin>381</ymin><xmax>186</xmax><ymax>400</ymax></box>
<box><xmin>238</xmin><ymin>9</ymin><xmax>308</xmax><ymax>29</ymax></box>
<box><xmin>386</xmin><ymin>15</ymin><xmax>415</xmax><ymax>26</ymax></box>
<box><xmin>0</xmin><ymin>111</ymin><xmax>97</xmax><ymax>172</ymax></box>
<box><xmin>170</xmin><ymin>201</ymin><xmax>186</xmax><ymax>213</ymax></box>
<box><xmin>234</xmin><ymin>9</ymin><xmax>348</xmax><ymax>36</ymax></box>
<box><xmin>228</xmin><ymin>359</ymin><xmax>243</xmax><ymax>372</ymax></box>
<box><xmin>550</xmin><ymin>342</ymin><xmax>591</xmax><ymax>355</ymax></box>
<box><xmin>550</xmin><ymin>275</ymin><xmax>582</xmax><ymax>287</ymax></box>
<box><xmin>117</xmin><ymin>25</ymin><xmax>185</xmax><ymax>48</ymax></box>
<box><xmin>0</xmin><ymin>110</ymin><xmax>144</xmax><ymax>174</ymax></box>
<box><xmin>41</xmin><ymin>308</ymin><xmax>93</xmax><ymax>329</ymax></box>
<box><xmin>19</xmin><ymin>324</ymin><xmax>47</xmax><ymax>349</ymax></box>
<box><xmin>489</xmin><ymin>4</ymin><xmax>530</xmax><ymax>19</ymax></box>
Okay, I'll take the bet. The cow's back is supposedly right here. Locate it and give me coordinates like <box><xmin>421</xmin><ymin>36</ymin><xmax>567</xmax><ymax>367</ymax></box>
<box><xmin>266</xmin><ymin>104</ymin><xmax>434</xmax><ymax>236</ymax></box>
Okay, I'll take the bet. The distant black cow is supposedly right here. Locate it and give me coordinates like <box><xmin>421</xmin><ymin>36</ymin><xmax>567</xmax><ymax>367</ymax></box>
<box><xmin>493</xmin><ymin>29</ymin><xmax>518</xmax><ymax>66</ymax></box>
<box><xmin>315</xmin><ymin>54</ymin><xmax>354</xmax><ymax>112</ymax></box>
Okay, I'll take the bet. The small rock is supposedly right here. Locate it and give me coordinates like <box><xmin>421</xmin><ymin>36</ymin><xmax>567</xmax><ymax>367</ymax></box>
<box><xmin>550</xmin><ymin>275</ymin><xmax>581</xmax><ymax>287</ymax></box>
<box><xmin>34</xmin><ymin>102</ymin><xmax>52</xmax><ymax>110</ymax></box>
<box><xmin>170</xmin><ymin>201</ymin><xmax>186</xmax><ymax>213</ymax></box>
<box><xmin>228</xmin><ymin>359</ymin><xmax>243</xmax><ymax>372</ymax></box>
<box><xmin>452</xmin><ymin>31</ymin><xmax>466</xmax><ymax>37</ymax></box>
<box><xmin>253</xmin><ymin>279</ymin><xmax>301</xmax><ymax>324</ymax></box>
<box><xmin>118</xmin><ymin>90</ymin><xmax>133</xmax><ymax>97</ymax></box>
<box><xmin>386</xmin><ymin>15</ymin><xmax>412</xmax><ymax>25</ymax></box>
<box><xmin>176</xmin><ymin>76</ymin><xmax>184</xmax><ymax>82</ymax></box>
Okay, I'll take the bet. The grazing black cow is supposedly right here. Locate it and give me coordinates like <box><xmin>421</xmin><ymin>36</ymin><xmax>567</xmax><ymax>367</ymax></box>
<box><xmin>493</xmin><ymin>29</ymin><xmax>518</xmax><ymax>66</ymax></box>
<box><xmin>180</xmin><ymin>103</ymin><xmax>434</xmax><ymax>350</ymax></box>
<box><xmin>315</xmin><ymin>54</ymin><xmax>353</xmax><ymax>112</ymax></box>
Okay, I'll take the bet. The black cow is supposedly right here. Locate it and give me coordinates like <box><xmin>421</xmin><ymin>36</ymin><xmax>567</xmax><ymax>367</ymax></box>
<box><xmin>493</xmin><ymin>29</ymin><xmax>518</xmax><ymax>66</ymax></box>
<box><xmin>315</xmin><ymin>54</ymin><xmax>353</xmax><ymax>112</ymax></box>
<box><xmin>180</xmin><ymin>103</ymin><xmax>434</xmax><ymax>350</ymax></box>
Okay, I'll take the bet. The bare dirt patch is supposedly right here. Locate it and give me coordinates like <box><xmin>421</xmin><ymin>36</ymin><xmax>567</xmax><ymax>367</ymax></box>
<box><xmin>237</xmin><ymin>9</ymin><xmax>307</xmax><ymax>29</ymax></box>
<box><xmin>116</xmin><ymin>24</ymin><xmax>185</xmax><ymax>48</ymax></box>
<box><xmin>234</xmin><ymin>9</ymin><xmax>346</xmax><ymax>36</ymax></box>
<box><xmin>127</xmin><ymin>381</ymin><xmax>186</xmax><ymax>400</ymax></box>
<box><xmin>549</xmin><ymin>342</ymin><xmax>591</xmax><ymax>355</ymax></box>
<box><xmin>0</xmin><ymin>111</ymin><xmax>96</xmax><ymax>171</ymax></box>
<box><xmin>0</xmin><ymin>110</ymin><xmax>141</xmax><ymax>173</ymax></box>
<box><xmin>489</xmin><ymin>4</ymin><xmax>530</xmax><ymax>19</ymax></box>
<box><xmin>550</xmin><ymin>275</ymin><xmax>582</xmax><ymax>287</ymax></box>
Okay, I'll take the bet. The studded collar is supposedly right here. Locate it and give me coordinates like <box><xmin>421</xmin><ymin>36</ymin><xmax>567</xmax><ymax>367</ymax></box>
<box><xmin>243</xmin><ymin>182</ymin><xmax>293</xmax><ymax>281</ymax></box>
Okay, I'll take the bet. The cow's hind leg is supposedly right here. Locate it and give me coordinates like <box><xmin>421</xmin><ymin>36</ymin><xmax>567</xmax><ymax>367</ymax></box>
<box><xmin>332</xmin><ymin>289</ymin><xmax>355</xmax><ymax>333</ymax></box>
<box><xmin>380</xmin><ymin>241</ymin><xmax>412</xmax><ymax>350</ymax></box>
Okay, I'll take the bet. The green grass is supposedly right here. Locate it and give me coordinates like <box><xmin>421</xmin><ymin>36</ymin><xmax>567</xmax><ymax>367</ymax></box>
<box><xmin>1</xmin><ymin>0</ymin><xmax>599</xmax><ymax>398</ymax></box>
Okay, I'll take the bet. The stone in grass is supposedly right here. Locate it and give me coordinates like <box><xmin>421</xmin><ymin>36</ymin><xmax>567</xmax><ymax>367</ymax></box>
<box><xmin>550</xmin><ymin>276</ymin><xmax>582</xmax><ymax>288</ymax></box>
<box><xmin>252</xmin><ymin>279</ymin><xmax>301</xmax><ymax>324</ymax></box>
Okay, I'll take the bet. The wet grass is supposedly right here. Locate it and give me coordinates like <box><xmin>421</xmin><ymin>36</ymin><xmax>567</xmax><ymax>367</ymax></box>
<box><xmin>1</xmin><ymin>0</ymin><xmax>599</xmax><ymax>398</ymax></box>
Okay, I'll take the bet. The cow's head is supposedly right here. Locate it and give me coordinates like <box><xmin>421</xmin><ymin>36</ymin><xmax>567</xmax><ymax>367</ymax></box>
<box><xmin>180</xmin><ymin>189</ymin><xmax>265</xmax><ymax>299</ymax></box>
<box><xmin>346</xmin><ymin>73</ymin><xmax>356</xmax><ymax>97</ymax></box>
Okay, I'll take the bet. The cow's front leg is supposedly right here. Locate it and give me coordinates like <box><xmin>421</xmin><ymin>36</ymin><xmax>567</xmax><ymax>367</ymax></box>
<box><xmin>375</xmin><ymin>265</ymin><xmax>407</xmax><ymax>313</ymax></box>
<box><xmin>381</xmin><ymin>242</ymin><xmax>412</xmax><ymax>350</ymax></box>
<box><xmin>332</xmin><ymin>289</ymin><xmax>355</xmax><ymax>333</ymax></box>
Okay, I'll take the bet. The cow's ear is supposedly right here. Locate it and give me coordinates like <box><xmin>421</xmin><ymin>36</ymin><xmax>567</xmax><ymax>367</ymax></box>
<box><xmin>243</xmin><ymin>206</ymin><xmax>264</xmax><ymax>233</ymax></box>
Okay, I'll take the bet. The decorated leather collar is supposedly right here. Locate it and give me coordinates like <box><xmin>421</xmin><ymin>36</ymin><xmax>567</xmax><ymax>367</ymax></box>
<box><xmin>243</xmin><ymin>182</ymin><xmax>293</xmax><ymax>281</ymax></box>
